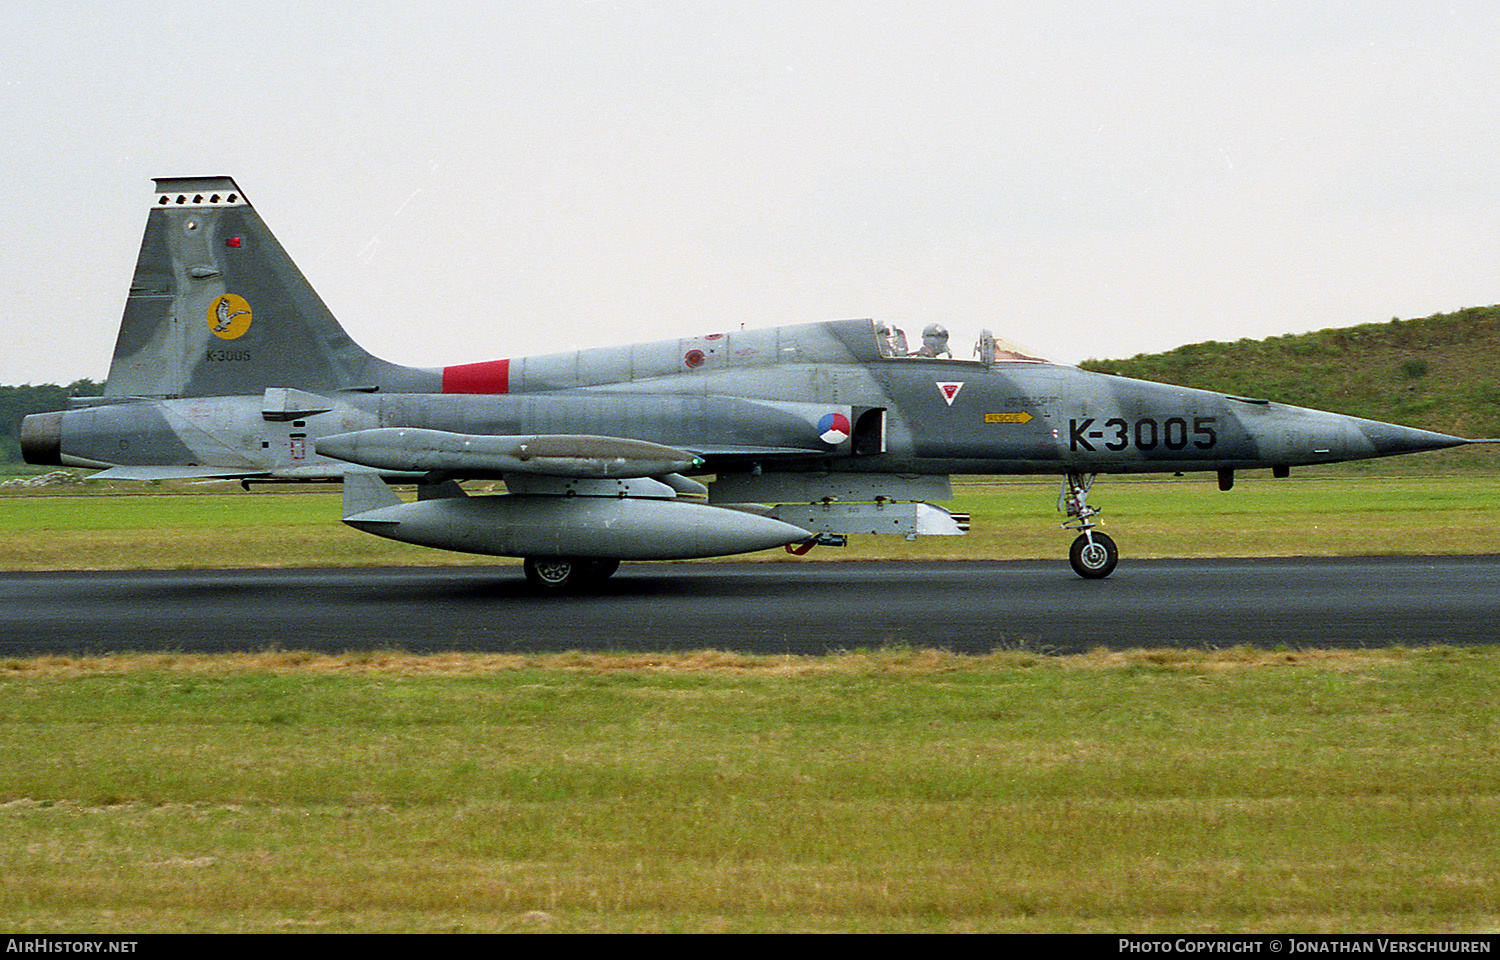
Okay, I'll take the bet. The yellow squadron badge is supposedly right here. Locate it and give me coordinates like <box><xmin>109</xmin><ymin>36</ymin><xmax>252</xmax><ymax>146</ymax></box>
<box><xmin>207</xmin><ymin>294</ymin><xmax>252</xmax><ymax>340</ymax></box>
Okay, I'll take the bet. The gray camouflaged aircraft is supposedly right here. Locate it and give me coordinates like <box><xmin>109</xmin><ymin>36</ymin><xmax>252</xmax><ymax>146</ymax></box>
<box><xmin>21</xmin><ymin>177</ymin><xmax>1485</xmax><ymax>586</ymax></box>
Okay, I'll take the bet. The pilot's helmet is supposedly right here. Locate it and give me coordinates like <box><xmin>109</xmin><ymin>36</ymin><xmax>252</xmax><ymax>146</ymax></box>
<box><xmin>921</xmin><ymin>324</ymin><xmax>950</xmax><ymax>353</ymax></box>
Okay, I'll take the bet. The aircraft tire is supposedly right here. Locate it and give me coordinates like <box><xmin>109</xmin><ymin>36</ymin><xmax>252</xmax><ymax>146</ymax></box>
<box><xmin>1069</xmin><ymin>532</ymin><xmax>1118</xmax><ymax>580</ymax></box>
<box><xmin>523</xmin><ymin>557</ymin><xmax>581</xmax><ymax>591</ymax></box>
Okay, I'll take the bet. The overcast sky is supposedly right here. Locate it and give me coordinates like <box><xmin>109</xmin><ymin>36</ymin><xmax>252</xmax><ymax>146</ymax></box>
<box><xmin>4</xmin><ymin>1</ymin><xmax>1500</xmax><ymax>384</ymax></box>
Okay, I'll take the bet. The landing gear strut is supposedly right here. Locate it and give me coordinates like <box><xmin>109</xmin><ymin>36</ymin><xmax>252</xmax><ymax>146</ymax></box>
<box><xmin>1059</xmin><ymin>472</ymin><xmax>1118</xmax><ymax>579</ymax></box>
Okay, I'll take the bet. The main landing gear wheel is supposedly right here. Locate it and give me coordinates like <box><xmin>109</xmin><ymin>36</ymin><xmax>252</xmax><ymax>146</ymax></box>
<box><xmin>1069</xmin><ymin>532</ymin><xmax>1118</xmax><ymax>580</ymax></box>
<box><xmin>523</xmin><ymin>557</ymin><xmax>579</xmax><ymax>590</ymax></box>
<box><xmin>522</xmin><ymin>557</ymin><xmax>620</xmax><ymax>591</ymax></box>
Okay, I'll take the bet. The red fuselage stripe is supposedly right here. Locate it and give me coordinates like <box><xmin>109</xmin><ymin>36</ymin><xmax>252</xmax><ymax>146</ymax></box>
<box><xmin>442</xmin><ymin>359</ymin><xmax>510</xmax><ymax>394</ymax></box>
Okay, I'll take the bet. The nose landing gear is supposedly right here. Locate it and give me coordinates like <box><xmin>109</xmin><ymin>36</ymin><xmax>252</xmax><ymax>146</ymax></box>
<box><xmin>1059</xmin><ymin>472</ymin><xmax>1118</xmax><ymax>579</ymax></box>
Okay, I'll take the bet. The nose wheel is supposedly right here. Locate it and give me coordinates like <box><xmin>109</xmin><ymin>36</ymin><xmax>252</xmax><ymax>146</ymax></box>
<box><xmin>1059</xmin><ymin>472</ymin><xmax>1118</xmax><ymax>579</ymax></box>
<box><xmin>1069</xmin><ymin>531</ymin><xmax>1118</xmax><ymax>579</ymax></box>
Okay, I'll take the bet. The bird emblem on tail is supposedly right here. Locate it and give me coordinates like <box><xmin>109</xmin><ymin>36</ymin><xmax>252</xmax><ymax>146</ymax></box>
<box><xmin>206</xmin><ymin>294</ymin><xmax>253</xmax><ymax>339</ymax></box>
<box><xmin>214</xmin><ymin>297</ymin><xmax>248</xmax><ymax>332</ymax></box>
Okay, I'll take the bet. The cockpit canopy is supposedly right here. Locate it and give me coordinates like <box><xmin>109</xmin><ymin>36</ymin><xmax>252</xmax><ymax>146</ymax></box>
<box><xmin>870</xmin><ymin>320</ymin><xmax>1046</xmax><ymax>363</ymax></box>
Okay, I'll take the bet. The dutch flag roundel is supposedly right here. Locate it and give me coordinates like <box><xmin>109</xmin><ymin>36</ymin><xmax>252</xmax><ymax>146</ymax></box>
<box><xmin>818</xmin><ymin>412</ymin><xmax>851</xmax><ymax>445</ymax></box>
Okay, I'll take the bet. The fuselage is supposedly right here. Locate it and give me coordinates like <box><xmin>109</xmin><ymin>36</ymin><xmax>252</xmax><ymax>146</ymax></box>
<box><xmin>29</xmin><ymin>317</ymin><xmax>1465</xmax><ymax>480</ymax></box>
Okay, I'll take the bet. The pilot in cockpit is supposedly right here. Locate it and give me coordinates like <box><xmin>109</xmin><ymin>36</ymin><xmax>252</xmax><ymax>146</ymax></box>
<box><xmin>917</xmin><ymin>323</ymin><xmax>951</xmax><ymax>358</ymax></box>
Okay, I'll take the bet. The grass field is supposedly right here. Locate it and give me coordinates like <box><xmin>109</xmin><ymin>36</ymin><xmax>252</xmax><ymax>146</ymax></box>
<box><xmin>2</xmin><ymin>648</ymin><xmax>1498</xmax><ymax>933</ymax></box>
<box><xmin>0</xmin><ymin>473</ymin><xmax>1496</xmax><ymax>570</ymax></box>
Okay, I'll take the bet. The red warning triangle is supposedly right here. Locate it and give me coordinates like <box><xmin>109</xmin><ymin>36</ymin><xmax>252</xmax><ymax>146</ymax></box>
<box><xmin>937</xmin><ymin>381</ymin><xmax>964</xmax><ymax>406</ymax></box>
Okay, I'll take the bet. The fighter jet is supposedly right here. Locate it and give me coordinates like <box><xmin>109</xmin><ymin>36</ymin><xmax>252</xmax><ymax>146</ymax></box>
<box><xmin>20</xmin><ymin>177</ymin><xmax>1485</xmax><ymax>585</ymax></box>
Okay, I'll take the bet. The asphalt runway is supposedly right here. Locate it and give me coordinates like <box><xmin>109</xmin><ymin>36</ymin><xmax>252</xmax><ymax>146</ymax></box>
<box><xmin>2</xmin><ymin>556</ymin><xmax>1498</xmax><ymax>656</ymax></box>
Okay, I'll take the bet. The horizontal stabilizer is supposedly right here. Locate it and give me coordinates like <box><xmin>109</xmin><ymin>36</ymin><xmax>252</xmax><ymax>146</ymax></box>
<box><xmin>90</xmin><ymin>466</ymin><xmax>270</xmax><ymax>481</ymax></box>
<box><xmin>317</xmin><ymin>428</ymin><xmax>705</xmax><ymax>479</ymax></box>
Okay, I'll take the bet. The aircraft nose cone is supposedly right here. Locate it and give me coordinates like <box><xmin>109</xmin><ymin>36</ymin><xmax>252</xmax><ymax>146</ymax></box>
<box><xmin>1356</xmin><ymin>420</ymin><xmax>1468</xmax><ymax>457</ymax></box>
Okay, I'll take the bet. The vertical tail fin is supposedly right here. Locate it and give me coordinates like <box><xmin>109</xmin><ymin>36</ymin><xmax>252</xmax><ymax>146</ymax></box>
<box><xmin>105</xmin><ymin>177</ymin><xmax>438</xmax><ymax>398</ymax></box>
